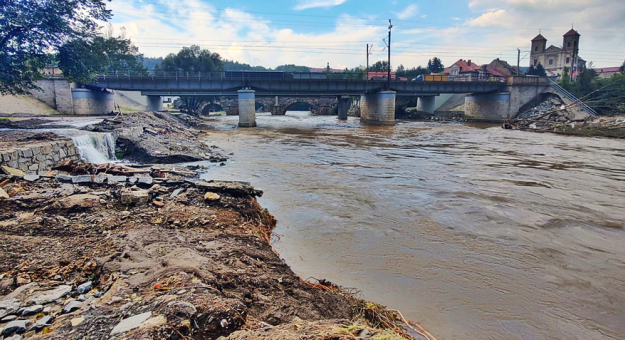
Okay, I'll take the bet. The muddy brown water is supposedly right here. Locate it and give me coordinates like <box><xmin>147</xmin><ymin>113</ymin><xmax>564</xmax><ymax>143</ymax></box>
<box><xmin>197</xmin><ymin>112</ymin><xmax>625</xmax><ymax>340</ymax></box>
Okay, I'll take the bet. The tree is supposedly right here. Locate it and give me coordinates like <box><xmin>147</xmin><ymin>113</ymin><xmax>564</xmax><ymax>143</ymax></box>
<box><xmin>370</xmin><ymin>61</ymin><xmax>389</xmax><ymax>72</ymax></box>
<box><xmin>427</xmin><ymin>57</ymin><xmax>444</xmax><ymax>73</ymax></box>
<box><xmin>159</xmin><ymin>45</ymin><xmax>223</xmax><ymax>73</ymax></box>
<box><xmin>574</xmin><ymin>64</ymin><xmax>598</xmax><ymax>97</ymax></box>
<box><xmin>57</xmin><ymin>35</ymin><xmax>147</xmax><ymax>84</ymax></box>
<box><xmin>396</xmin><ymin>65</ymin><xmax>430</xmax><ymax>79</ymax></box>
<box><xmin>620</xmin><ymin>61</ymin><xmax>624</xmax><ymax>73</ymax></box>
<box><xmin>158</xmin><ymin>46</ymin><xmax>224</xmax><ymax>115</ymax></box>
<box><xmin>0</xmin><ymin>0</ymin><xmax>112</xmax><ymax>95</ymax></box>
<box><xmin>274</xmin><ymin>64</ymin><xmax>310</xmax><ymax>72</ymax></box>
<box><xmin>527</xmin><ymin>63</ymin><xmax>546</xmax><ymax>77</ymax></box>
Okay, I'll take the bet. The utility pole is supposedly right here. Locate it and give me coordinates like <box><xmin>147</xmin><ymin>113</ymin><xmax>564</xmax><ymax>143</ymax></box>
<box><xmin>366</xmin><ymin>44</ymin><xmax>373</xmax><ymax>80</ymax></box>
<box><xmin>517</xmin><ymin>48</ymin><xmax>521</xmax><ymax>76</ymax></box>
<box><xmin>387</xmin><ymin>19</ymin><xmax>393</xmax><ymax>89</ymax></box>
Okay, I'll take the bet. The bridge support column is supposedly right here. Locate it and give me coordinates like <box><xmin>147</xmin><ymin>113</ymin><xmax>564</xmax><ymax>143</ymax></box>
<box><xmin>238</xmin><ymin>90</ymin><xmax>257</xmax><ymax>127</ymax></box>
<box><xmin>417</xmin><ymin>96</ymin><xmax>436</xmax><ymax>114</ymax></box>
<box><xmin>147</xmin><ymin>95</ymin><xmax>162</xmax><ymax>112</ymax></box>
<box><xmin>360</xmin><ymin>91</ymin><xmax>396</xmax><ymax>126</ymax></box>
<box><xmin>271</xmin><ymin>96</ymin><xmax>284</xmax><ymax>115</ymax></box>
<box><xmin>338</xmin><ymin>96</ymin><xmax>350</xmax><ymax>120</ymax></box>
<box><xmin>464</xmin><ymin>92</ymin><xmax>511</xmax><ymax>122</ymax></box>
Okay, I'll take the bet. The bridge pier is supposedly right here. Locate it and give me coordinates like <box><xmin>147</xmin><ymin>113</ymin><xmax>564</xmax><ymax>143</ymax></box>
<box><xmin>338</xmin><ymin>96</ymin><xmax>350</xmax><ymax>120</ymax></box>
<box><xmin>360</xmin><ymin>91</ymin><xmax>396</xmax><ymax>126</ymax></box>
<box><xmin>271</xmin><ymin>96</ymin><xmax>284</xmax><ymax>115</ymax></box>
<box><xmin>464</xmin><ymin>92</ymin><xmax>512</xmax><ymax>121</ymax></box>
<box><xmin>238</xmin><ymin>90</ymin><xmax>257</xmax><ymax>127</ymax></box>
<box><xmin>417</xmin><ymin>96</ymin><xmax>436</xmax><ymax>114</ymax></box>
<box><xmin>147</xmin><ymin>95</ymin><xmax>163</xmax><ymax>112</ymax></box>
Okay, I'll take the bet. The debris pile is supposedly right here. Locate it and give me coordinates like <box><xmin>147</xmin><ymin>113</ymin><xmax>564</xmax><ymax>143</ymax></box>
<box><xmin>0</xmin><ymin>162</ymin><xmax>431</xmax><ymax>340</ymax></box>
<box><xmin>505</xmin><ymin>95</ymin><xmax>625</xmax><ymax>138</ymax></box>
<box><xmin>84</xmin><ymin>112</ymin><xmax>227</xmax><ymax>164</ymax></box>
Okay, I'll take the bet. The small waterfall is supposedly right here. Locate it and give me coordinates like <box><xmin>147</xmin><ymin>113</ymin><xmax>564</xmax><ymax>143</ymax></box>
<box><xmin>72</xmin><ymin>133</ymin><xmax>117</xmax><ymax>164</ymax></box>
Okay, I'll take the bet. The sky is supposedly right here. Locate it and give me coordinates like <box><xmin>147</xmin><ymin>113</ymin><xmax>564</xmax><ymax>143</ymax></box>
<box><xmin>107</xmin><ymin>0</ymin><xmax>625</xmax><ymax>69</ymax></box>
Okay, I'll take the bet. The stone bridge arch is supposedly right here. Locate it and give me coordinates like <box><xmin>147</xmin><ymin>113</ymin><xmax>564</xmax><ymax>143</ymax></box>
<box><xmin>219</xmin><ymin>96</ymin><xmax>338</xmax><ymax>116</ymax></box>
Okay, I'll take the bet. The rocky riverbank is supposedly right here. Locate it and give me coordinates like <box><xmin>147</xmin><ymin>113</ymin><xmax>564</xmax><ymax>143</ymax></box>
<box><xmin>0</xmin><ymin>163</ymin><xmax>430</xmax><ymax>340</ymax></box>
<box><xmin>504</xmin><ymin>95</ymin><xmax>625</xmax><ymax>138</ymax></box>
<box><xmin>0</xmin><ymin>111</ymin><xmax>433</xmax><ymax>339</ymax></box>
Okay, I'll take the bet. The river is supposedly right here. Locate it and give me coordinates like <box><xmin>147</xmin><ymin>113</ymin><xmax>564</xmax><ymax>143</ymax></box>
<box><xmin>197</xmin><ymin>111</ymin><xmax>625</xmax><ymax>340</ymax></box>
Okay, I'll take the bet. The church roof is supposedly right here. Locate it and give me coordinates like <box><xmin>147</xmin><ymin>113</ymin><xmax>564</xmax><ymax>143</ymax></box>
<box><xmin>532</xmin><ymin>34</ymin><xmax>547</xmax><ymax>42</ymax></box>
<box><xmin>564</xmin><ymin>29</ymin><xmax>580</xmax><ymax>37</ymax></box>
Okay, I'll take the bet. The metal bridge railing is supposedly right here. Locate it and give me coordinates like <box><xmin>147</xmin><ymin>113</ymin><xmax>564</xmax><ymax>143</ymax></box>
<box><xmin>548</xmin><ymin>79</ymin><xmax>596</xmax><ymax>116</ymax></box>
<box><xmin>98</xmin><ymin>70</ymin><xmax>501</xmax><ymax>83</ymax></box>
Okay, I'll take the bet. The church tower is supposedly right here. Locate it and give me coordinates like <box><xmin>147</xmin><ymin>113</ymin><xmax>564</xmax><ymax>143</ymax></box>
<box><xmin>563</xmin><ymin>29</ymin><xmax>580</xmax><ymax>71</ymax></box>
<box><xmin>530</xmin><ymin>33</ymin><xmax>547</xmax><ymax>67</ymax></box>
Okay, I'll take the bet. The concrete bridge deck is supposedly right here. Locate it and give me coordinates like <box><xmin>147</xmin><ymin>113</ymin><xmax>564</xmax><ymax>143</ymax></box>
<box><xmin>94</xmin><ymin>72</ymin><xmax>505</xmax><ymax>96</ymax></box>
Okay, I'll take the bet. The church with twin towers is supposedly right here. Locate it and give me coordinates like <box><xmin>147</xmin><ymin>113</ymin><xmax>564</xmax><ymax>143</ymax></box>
<box><xmin>530</xmin><ymin>29</ymin><xmax>586</xmax><ymax>78</ymax></box>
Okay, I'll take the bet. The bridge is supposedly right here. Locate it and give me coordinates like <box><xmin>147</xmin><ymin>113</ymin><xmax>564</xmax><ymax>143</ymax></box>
<box><xmin>34</xmin><ymin>71</ymin><xmax>550</xmax><ymax>125</ymax></box>
<box><xmin>92</xmin><ymin>71</ymin><xmax>507</xmax><ymax>126</ymax></box>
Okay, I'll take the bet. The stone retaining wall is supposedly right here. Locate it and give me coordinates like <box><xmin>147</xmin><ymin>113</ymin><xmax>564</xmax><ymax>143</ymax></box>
<box><xmin>1</xmin><ymin>140</ymin><xmax>79</xmax><ymax>174</ymax></box>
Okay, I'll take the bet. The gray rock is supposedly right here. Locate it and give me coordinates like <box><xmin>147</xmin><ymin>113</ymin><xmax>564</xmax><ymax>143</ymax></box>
<box><xmin>62</xmin><ymin>300</ymin><xmax>82</xmax><ymax>314</ymax></box>
<box><xmin>77</xmin><ymin>295</ymin><xmax>85</xmax><ymax>302</ymax></box>
<box><xmin>128</xmin><ymin>177</ymin><xmax>138</xmax><ymax>184</ymax></box>
<box><xmin>166</xmin><ymin>301</ymin><xmax>196</xmax><ymax>318</ymax></box>
<box><xmin>20</xmin><ymin>305</ymin><xmax>43</xmax><ymax>316</ymax></box>
<box><xmin>55</xmin><ymin>175</ymin><xmax>73</xmax><ymax>182</ymax></box>
<box><xmin>170</xmin><ymin>188</ymin><xmax>184</xmax><ymax>199</ymax></box>
<box><xmin>24</xmin><ymin>285</ymin><xmax>72</xmax><ymax>306</ymax></box>
<box><xmin>120</xmin><ymin>302</ymin><xmax>134</xmax><ymax>312</ymax></box>
<box><xmin>6</xmin><ymin>334</ymin><xmax>22</xmax><ymax>340</ymax></box>
<box><xmin>194</xmin><ymin>180</ymin><xmax>263</xmax><ymax>197</ymax></box>
<box><xmin>108</xmin><ymin>176</ymin><xmax>127</xmax><ymax>183</ymax></box>
<box><xmin>137</xmin><ymin>177</ymin><xmax>153</xmax><ymax>186</ymax></box>
<box><xmin>31</xmin><ymin>315</ymin><xmax>53</xmax><ymax>331</ymax></box>
<box><xmin>110</xmin><ymin>312</ymin><xmax>152</xmax><ymax>335</ymax></box>
<box><xmin>23</xmin><ymin>175</ymin><xmax>40</xmax><ymax>182</ymax></box>
<box><xmin>0</xmin><ymin>298</ymin><xmax>21</xmax><ymax>319</ymax></box>
<box><xmin>72</xmin><ymin>175</ymin><xmax>92</xmax><ymax>184</ymax></box>
<box><xmin>1</xmin><ymin>320</ymin><xmax>28</xmax><ymax>336</ymax></box>
<box><xmin>93</xmin><ymin>176</ymin><xmax>107</xmax><ymax>184</ymax></box>
<box><xmin>76</xmin><ymin>281</ymin><xmax>92</xmax><ymax>294</ymax></box>
<box><xmin>1</xmin><ymin>315</ymin><xmax>17</xmax><ymax>322</ymax></box>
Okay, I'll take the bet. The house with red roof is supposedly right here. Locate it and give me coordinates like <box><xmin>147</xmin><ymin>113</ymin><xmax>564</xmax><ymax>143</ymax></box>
<box><xmin>443</xmin><ymin>59</ymin><xmax>510</xmax><ymax>82</ymax></box>
<box><xmin>593</xmin><ymin>66</ymin><xmax>622</xmax><ymax>79</ymax></box>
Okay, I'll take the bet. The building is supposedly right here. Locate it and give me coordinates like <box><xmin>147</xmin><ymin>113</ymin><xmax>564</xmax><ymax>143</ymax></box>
<box><xmin>367</xmin><ymin>71</ymin><xmax>397</xmax><ymax>80</ymax></box>
<box><xmin>530</xmin><ymin>29</ymin><xmax>586</xmax><ymax>79</ymax></box>
<box><xmin>593</xmin><ymin>66</ymin><xmax>622</xmax><ymax>79</ymax></box>
<box><xmin>444</xmin><ymin>59</ymin><xmax>511</xmax><ymax>81</ymax></box>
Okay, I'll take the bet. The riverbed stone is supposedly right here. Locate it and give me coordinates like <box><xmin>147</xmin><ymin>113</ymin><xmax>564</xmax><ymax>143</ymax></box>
<box><xmin>1</xmin><ymin>166</ymin><xmax>25</xmax><ymax>177</ymax></box>
<box><xmin>20</xmin><ymin>305</ymin><xmax>43</xmax><ymax>316</ymax></box>
<box><xmin>110</xmin><ymin>312</ymin><xmax>152</xmax><ymax>335</ymax></box>
<box><xmin>1</xmin><ymin>320</ymin><xmax>28</xmax><ymax>336</ymax></box>
<box><xmin>72</xmin><ymin>175</ymin><xmax>92</xmax><ymax>184</ymax></box>
<box><xmin>77</xmin><ymin>281</ymin><xmax>92</xmax><ymax>294</ymax></box>
<box><xmin>23</xmin><ymin>175</ymin><xmax>39</xmax><ymax>182</ymax></box>
<box><xmin>108</xmin><ymin>176</ymin><xmax>127</xmax><ymax>183</ymax></box>
<box><xmin>27</xmin><ymin>163</ymin><xmax>38</xmax><ymax>171</ymax></box>
<box><xmin>56</xmin><ymin>175</ymin><xmax>73</xmax><ymax>182</ymax></box>
<box><xmin>62</xmin><ymin>300</ymin><xmax>82</xmax><ymax>314</ymax></box>
<box><xmin>24</xmin><ymin>285</ymin><xmax>72</xmax><ymax>305</ymax></box>
<box><xmin>0</xmin><ymin>298</ymin><xmax>21</xmax><ymax>319</ymax></box>
<box><xmin>32</xmin><ymin>316</ymin><xmax>53</xmax><ymax>331</ymax></box>
<box><xmin>1</xmin><ymin>315</ymin><xmax>18</xmax><ymax>322</ymax></box>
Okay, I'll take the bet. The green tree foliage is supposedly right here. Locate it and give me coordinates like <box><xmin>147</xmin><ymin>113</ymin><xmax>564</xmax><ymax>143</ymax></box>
<box><xmin>341</xmin><ymin>66</ymin><xmax>366</xmax><ymax>80</ymax></box>
<box><xmin>157</xmin><ymin>45</ymin><xmax>223</xmax><ymax>115</ymax></box>
<box><xmin>143</xmin><ymin>57</ymin><xmax>164</xmax><ymax>71</ymax></box>
<box><xmin>620</xmin><ymin>61</ymin><xmax>624</xmax><ymax>73</ymax></box>
<box><xmin>427</xmin><ymin>57</ymin><xmax>444</xmax><ymax>73</ymax></box>
<box><xmin>159</xmin><ymin>45</ymin><xmax>223</xmax><ymax>73</ymax></box>
<box><xmin>573</xmin><ymin>66</ymin><xmax>598</xmax><ymax>97</ymax></box>
<box><xmin>223</xmin><ymin>60</ymin><xmax>268</xmax><ymax>71</ymax></box>
<box><xmin>0</xmin><ymin>0</ymin><xmax>112</xmax><ymax>94</ymax></box>
<box><xmin>396</xmin><ymin>65</ymin><xmax>430</xmax><ymax>79</ymax></box>
<box><xmin>527</xmin><ymin>63</ymin><xmax>547</xmax><ymax>76</ymax></box>
<box><xmin>274</xmin><ymin>64</ymin><xmax>310</xmax><ymax>72</ymax></box>
<box><xmin>370</xmin><ymin>61</ymin><xmax>389</xmax><ymax>72</ymax></box>
<box><xmin>57</xmin><ymin>36</ymin><xmax>147</xmax><ymax>84</ymax></box>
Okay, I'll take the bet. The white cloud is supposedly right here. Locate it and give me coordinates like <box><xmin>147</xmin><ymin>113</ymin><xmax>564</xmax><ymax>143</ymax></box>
<box><xmin>466</xmin><ymin>9</ymin><xmax>512</xmax><ymax>28</ymax></box>
<box><xmin>293</xmin><ymin>0</ymin><xmax>348</xmax><ymax>10</ymax></box>
<box><xmin>421</xmin><ymin>14</ymin><xmax>427</xmax><ymax>18</ymax></box>
<box><xmin>392</xmin><ymin>4</ymin><xmax>418</xmax><ymax>20</ymax></box>
<box><xmin>452</xmin><ymin>17</ymin><xmax>461</xmax><ymax>20</ymax></box>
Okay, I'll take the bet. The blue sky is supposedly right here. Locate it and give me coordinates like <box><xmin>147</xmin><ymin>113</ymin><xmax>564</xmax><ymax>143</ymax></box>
<box><xmin>108</xmin><ymin>0</ymin><xmax>625</xmax><ymax>69</ymax></box>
